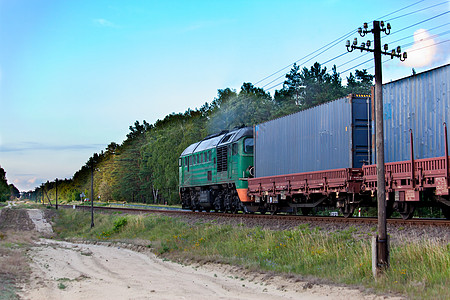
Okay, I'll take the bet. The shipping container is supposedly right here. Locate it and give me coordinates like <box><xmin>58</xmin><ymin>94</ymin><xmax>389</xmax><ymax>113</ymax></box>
<box><xmin>380</xmin><ymin>64</ymin><xmax>450</xmax><ymax>163</ymax></box>
<box><xmin>254</xmin><ymin>94</ymin><xmax>371</xmax><ymax>178</ymax></box>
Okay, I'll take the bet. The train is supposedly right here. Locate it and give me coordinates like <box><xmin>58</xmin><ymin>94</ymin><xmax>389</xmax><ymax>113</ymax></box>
<box><xmin>179</xmin><ymin>64</ymin><xmax>450</xmax><ymax>219</ymax></box>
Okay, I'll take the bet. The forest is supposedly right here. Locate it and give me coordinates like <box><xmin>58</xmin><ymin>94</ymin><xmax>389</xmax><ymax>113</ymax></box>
<box><xmin>24</xmin><ymin>63</ymin><xmax>373</xmax><ymax>204</ymax></box>
<box><xmin>0</xmin><ymin>166</ymin><xmax>20</xmax><ymax>202</ymax></box>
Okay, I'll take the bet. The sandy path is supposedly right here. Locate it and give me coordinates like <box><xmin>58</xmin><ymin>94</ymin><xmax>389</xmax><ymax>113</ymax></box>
<box><xmin>22</xmin><ymin>240</ymin><xmax>300</xmax><ymax>300</ymax></box>
<box><xmin>21</xmin><ymin>239</ymin><xmax>401</xmax><ymax>300</ymax></box>
<box><xmin>17</xmin><ymin>208</ymin><xmax>402</xmax><ymax>300</ymax></box>
<box><xmin>27</xmin><ymin>209</ymin><xmax>53</xmax><ymax>234</ymax></box>
<box><xmin>24</xmin><ymin>239</ymin><xmax>280</xmax><ymax>299</ymax></box>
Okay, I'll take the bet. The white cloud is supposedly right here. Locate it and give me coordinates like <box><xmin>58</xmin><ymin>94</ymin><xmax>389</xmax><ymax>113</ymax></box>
<box><xmin>93</xmin><ymin>18</ymin><xmax>117</xmax><ymax>28</ymax></box>
<box><xmin>27</xmin><ymin>177</ymin><xmax>38</xmax><ymax>185</ymax></box>
<box><xmin>402</xmin><ymin>29</ymin><xmax>438</xmax><ymax>68</ymax></box>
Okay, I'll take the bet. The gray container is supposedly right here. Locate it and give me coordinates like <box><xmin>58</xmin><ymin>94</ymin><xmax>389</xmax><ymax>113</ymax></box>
<box><xmin>255</xmin><ymin>94</ymin><xmax>371</xmax><ymax>178</ymax></box>
<box><xmin>380</xmin><ymin>64</ymin><xmax>450</xmax><ymax>163</ymax></box>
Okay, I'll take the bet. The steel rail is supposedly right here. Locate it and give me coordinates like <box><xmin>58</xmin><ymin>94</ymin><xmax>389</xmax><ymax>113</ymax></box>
<box><xmin>60</xmin><ymin>204</ymin><xmax>450</xmax><ymax>227</ymax></box>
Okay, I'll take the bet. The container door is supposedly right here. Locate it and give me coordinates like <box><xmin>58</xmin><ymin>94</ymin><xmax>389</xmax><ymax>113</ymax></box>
<box><xmin>352</xmin><ymin>97</ymin><xmax>371</xmax><ymax>167</ymax></box>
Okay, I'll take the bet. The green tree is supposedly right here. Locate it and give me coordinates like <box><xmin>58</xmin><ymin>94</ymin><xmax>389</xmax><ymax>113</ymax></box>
<box><xmin>0</xmin><ymin>166</ymin><xmax>10</xmax><ymax>201</ymax></box>
<box><xmin>297</xmin><ymin>62</ymin><xmax>347</xmax><ymax>108</ymax></box>
<box><xmin>346</xmin><ymin>69</ymin><xmax>374</xmax><ymax>94</ymax></box>
<box><xmin>208</xmin><ymin>82</ymin><xmax>275</xmax><ymax>132</ymax></box>
<box><xmin>9</xmin><ymin>184</ymin><xmax>20</xmax><ymax>199</ymax></box>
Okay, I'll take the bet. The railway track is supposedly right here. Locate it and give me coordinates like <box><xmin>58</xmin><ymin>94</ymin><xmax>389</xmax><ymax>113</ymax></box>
<box><xmin>60</xmin><ymin>204</ymin><xmax>450</xmax><ymax>227</ymax></box>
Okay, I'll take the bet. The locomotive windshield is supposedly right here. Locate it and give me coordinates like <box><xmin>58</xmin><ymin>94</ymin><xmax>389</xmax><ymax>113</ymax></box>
<box><xmin>244</xmin><ymin>138</ymin><xmax>254</xmax><ymax>154</ymax></box>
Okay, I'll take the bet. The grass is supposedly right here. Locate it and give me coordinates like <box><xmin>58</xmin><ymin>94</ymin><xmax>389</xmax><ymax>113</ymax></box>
<box><xmin>57</xmin><ymin>282</ymin><xmax>67</xmax><ymax>290</ymax></box>
<box><xmin>54</xmin><ymin>209</ymin><xmax>450</xmax><ymax>299</ymax></box>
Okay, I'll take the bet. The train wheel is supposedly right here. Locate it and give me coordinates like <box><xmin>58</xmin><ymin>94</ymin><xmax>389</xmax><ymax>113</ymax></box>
<box><xmin>340</xmin><ymin>204</ymin><xmax>355</xmax><ymax>218</ymax></box>
<box><xmin>397</xmin><ymin>202</ymin><xmax>415</xmax><ymax>220</ymax></box>
<box><xmin>301</xmin><ymin>208</ymin><xmax>312</xmax><ymax>216</ymax></box>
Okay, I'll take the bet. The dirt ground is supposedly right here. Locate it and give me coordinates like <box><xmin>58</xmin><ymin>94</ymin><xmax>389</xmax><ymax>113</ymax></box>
<box><xmin>0</xmin><ymin>205</ymin><xmax>404</xmax><ymax>300</ymax></box>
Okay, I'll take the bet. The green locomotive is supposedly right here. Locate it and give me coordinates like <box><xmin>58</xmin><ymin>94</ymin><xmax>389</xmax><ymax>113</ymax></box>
<box><xmin>179</xmin><ymin>127</ymin><xmax>254</xmax><ymax>212</ymax></box>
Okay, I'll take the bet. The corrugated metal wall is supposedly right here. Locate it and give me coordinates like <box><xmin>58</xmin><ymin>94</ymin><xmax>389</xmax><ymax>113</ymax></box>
<box><xmin>381</xmin><ymin>64</ymin><xmax>450</xmax><ymax>162</ymax></box>
<box><xmin>255</xmin><ymin>95</ymin><xmax>371</xmax><ymax>178</ymax></box>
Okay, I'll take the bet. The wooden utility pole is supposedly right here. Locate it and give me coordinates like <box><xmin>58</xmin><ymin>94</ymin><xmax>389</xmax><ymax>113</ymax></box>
<box><xmin>55</xmin><ymin>178</ymin><xmax>58</xmax><ymax>210</ymax></box>
<box><xmin>372</xmin><ymin>20</ymin><xmax>388</xmax><ymax>275</ymax></box>
<box><xmin>346</xmin><ymin>20</ymin><xmax>406</xmax><ymax>277</ymax></box>
<box><xmin>91</xmin><ymin>164</ymin><xmax>94</xmax><ymax>228</ymax></box>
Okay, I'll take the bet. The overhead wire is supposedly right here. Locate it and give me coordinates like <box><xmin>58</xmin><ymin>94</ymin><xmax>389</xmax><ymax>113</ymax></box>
<box><xmin>385</xmin><ymin>1</ymin><xmax>448</xmax><ymax>22</ymax></box>
<box><xmin>342</xmin><ymin>38</ymin><xmax>450</xmax><ymax>76</ymax></box>
<box><xmin>319</xmin><ymin>12</ymin><xmax>450</xmax><ymax>80</ymax></box>
<box><xmin>257</xmin><ymin>1</ymin><xmax>448</xmax><ymax>92</ymax></box>
<box><xmin>255</xmin><ymin>29</ymin><xmax>355</xmax><ymax>86</ymax></box>
<box><xmin>260</xmin><ymin>31</ymin><xmax>354</xmax><ymax>89</ymax></box>
<box><xmin>337</xmin><ymin>24</ymin><xmax>450</xmax><ymax>73</ymax></box>
<box><xmin>386</xmin><ymin>22</ymin><xmax>450</xmax><ymax>45</ymax></box>
<box><xmin>337</xmin><ymin>11</ymin><xmax>450</xmax><ymax>75</ymax></box>
<box><xmin>255</xmin><ymin>0</ymin><xmax>430</xmax><ymax>87</ymax></box>
<box><xmin>387</xmin><ymin>10</ymin><xmax>449</xmax><ymax>37</ymax></box>
<box><xmin>376</xmin><ymin>0</ymin><xmax>425</xmax><ymax>19</ymax></box>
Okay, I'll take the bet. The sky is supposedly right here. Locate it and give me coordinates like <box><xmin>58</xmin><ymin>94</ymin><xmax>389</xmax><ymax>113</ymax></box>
<box><xmin>0</xmin><ymin>0</ymin><xmax>449</xmax><ymax>192</ymax></box>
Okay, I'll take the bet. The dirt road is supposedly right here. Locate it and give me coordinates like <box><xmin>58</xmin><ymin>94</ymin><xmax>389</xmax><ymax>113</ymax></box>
<box><xmin>23</xmin><ymin>238</ymin><xmax>397</xmax><ymax>300</ymax></box>
<box><xmin>0</xmin><ymin>207</ymin><xmax>402</xmax><ymax>299</ymax></box>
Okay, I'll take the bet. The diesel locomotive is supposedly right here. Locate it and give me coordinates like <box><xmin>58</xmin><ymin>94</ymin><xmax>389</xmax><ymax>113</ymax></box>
<box><xmin>179</xmin><ymin>127</ymin><xmax>254</xmax><ymax>212</ymax></box>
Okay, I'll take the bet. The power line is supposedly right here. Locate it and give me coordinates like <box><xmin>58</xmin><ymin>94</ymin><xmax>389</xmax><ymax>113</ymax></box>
<box><xmin>265</xmin><ymin>25</ymin><xmax>449</xmax><ymax>91</ymax></box>
<box><xmin>255</xmin><ymin>2</ymin><xmax>449</xmax><ymax>92</ymax></box>
<box><xmin>337</xmin><ymin>52</ymin><xmax>370</xmax><ymax>69</ymax></box>
<box><xmin>256</xmin><ymin>0</ymin><xmax>433</xmax><ymax>86</ymax></box>
<box><xmin>260</xmin><ymin>32</ymin><xmax>354</xmax><ymax>89</ymax></box>
<box><xmin>266</xmin><ymin>25</ymin><xmax>449</xmax><ymax>92</ymax></box>
<box><xmin>312</xmin><ymin>17</ymin><xmax>449</xmax><ymax>77</ymax></box>
<box><xmin>389</xmin><ymin>10</ymin><xmax>450</xmax><ymax>37</ymax></box>
<box><xmin>336</xmin><ymin>28</ymin><xmax>449</xmax><ymax>74</ymax></box>
<box><xmin>397</xmin><ymin>30</ymin><xmax>450</xmax><ymax>48</ymax></box>
<box><xmin>405</xmin><ymin>39</ymin><xmax>449</xmax><ymax>53</ymax></box>
<box><xmin>340</xmin><ymin>58</ymin><xmax>373</xmax><ymax>76</ymax></box>
<box><xmin>341</xmin><ymin>39</ymin><xmax>450</xmax><ymax>75</ymax></box>
<box><xmin>377</xmin><ymin>0</ymin><xmax>425</xmax><ymax>20</ymax></box>
<box><xmin>251</xmin><ymin>37</ymin><xmax>449</xmax><ymax>94</ymax></box>
<box><xmin>386</xmin><ymin>1</ymin><xmax>448</xmax><ymax>22</ymax></box>
<box><xmin>386</xmin><ymin>22</ymin><xmax>450</xmax><ymax>45</ymax></box>
<box><xmin>255</xmin><ymin>29</ymin><xmax>355</xmax><ymax>86</ymax></box>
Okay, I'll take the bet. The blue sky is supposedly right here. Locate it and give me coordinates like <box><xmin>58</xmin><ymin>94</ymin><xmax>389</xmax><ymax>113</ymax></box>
<box><xmin>1</xmin><ymin>0</ymin><xmax>449</xmax><ymax>191</ymax></box>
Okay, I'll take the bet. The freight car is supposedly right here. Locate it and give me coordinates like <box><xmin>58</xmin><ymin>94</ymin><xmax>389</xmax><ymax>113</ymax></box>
<box><xmin>246</xmin><ymin>65</ymin><xmax>450</xmax><ymax>219</ymax></box>
<box><xmin>179</xmin><ymin>127</ymin><xmax>254</xmax><ymax>212</ymax></box>
<box><xmin>246</xmin><ymin>94</ymin><xmax>372</xmax><ymax>215</ymax></box>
